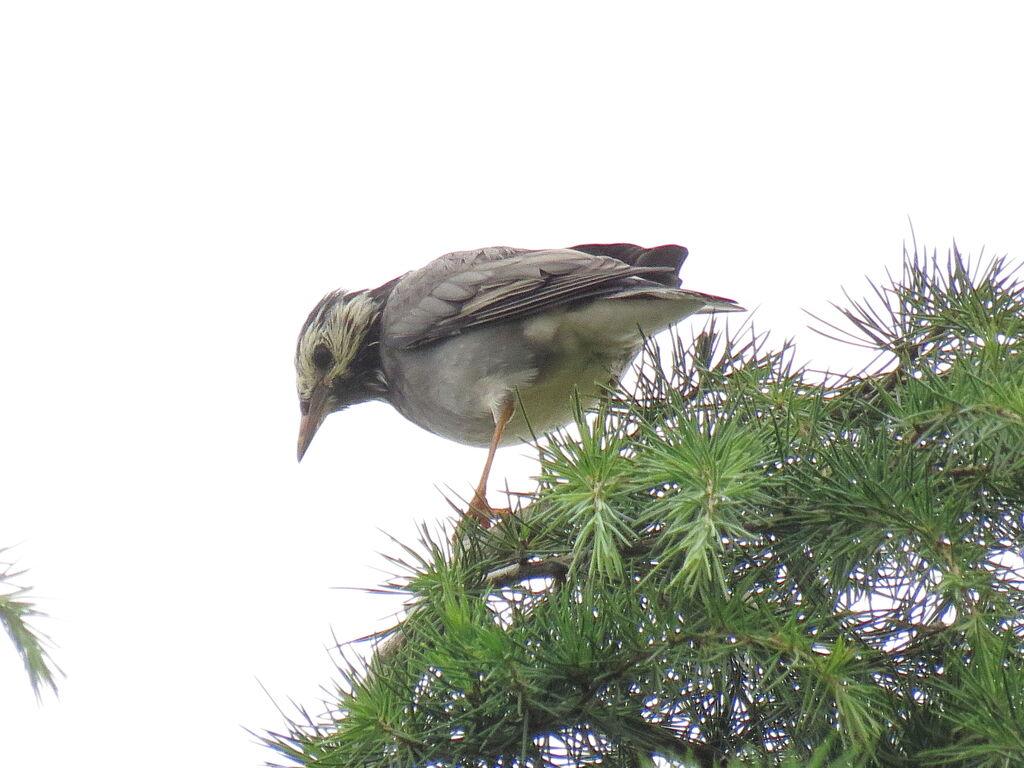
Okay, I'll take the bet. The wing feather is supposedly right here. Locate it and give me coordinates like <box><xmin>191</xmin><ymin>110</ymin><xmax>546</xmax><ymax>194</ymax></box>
<box><xmin>382</xmin><ymin>245</ymin><xmax>692</xmax><ymax>349</ymax></box>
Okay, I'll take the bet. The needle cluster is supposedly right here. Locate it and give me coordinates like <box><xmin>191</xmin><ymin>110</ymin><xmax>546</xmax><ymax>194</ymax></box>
<box><xmin>1</xmin><ymin>550</ymin><xmax>62</xmax><ymax>699</ymax></box>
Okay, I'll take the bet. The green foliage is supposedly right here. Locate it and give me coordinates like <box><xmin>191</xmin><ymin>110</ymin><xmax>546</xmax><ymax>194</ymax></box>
<box><xmin>1</xmin><ymin>550</ymin><xmax>61</xmax><ymax>698</ymax></box>
<box><xmin>264</xmin><ymin>244</ymin><xmax>1024</xmax><ymax>767</ymax></box>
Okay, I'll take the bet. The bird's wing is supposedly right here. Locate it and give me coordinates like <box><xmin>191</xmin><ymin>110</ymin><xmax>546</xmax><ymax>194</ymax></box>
<box><xmin>382</xmin><ymin>244</ymin><xmax>714</xmax><ymax>349</ymax></box>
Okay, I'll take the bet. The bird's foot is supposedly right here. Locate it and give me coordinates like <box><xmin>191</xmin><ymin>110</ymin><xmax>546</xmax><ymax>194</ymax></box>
<box><xmin>463</xmin><ymin>490</ymin><xmax>511</xmax><ymax>528</ymax></box>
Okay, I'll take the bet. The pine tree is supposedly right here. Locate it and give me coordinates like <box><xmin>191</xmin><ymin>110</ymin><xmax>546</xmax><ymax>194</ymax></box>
<box><xmin>264</xmin><ymin>244</ymin><xmax>1024</xmax><ymax>767</ymax></box>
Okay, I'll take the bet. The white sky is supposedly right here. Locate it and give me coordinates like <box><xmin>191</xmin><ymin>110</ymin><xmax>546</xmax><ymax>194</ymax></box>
<box><xmin>2</xmin><ymin>2</ymin><xmax>1022</xmax><ymax>766</ymax></box>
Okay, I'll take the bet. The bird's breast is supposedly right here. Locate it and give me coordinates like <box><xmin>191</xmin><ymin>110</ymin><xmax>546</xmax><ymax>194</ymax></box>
<box><xmin>381</xmin><ymin>297</ymin><xmax>697</xmax><ymax>447</ymax></box>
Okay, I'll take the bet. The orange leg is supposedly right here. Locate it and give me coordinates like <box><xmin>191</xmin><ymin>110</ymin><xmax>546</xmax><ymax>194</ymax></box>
<box><xmin>467</xmin><ymin>399</ymin><xmax>515</xmax><ymax>525</ymax></box>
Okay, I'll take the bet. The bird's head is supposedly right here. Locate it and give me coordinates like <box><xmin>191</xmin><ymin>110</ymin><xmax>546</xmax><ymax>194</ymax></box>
<box><xmin>295</xmin><ymin>289</ymin><xmax>387</xmax><ymax>461</ymax></box>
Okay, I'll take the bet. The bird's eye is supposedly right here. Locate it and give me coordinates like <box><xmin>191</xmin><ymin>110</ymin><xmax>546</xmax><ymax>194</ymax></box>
<box><xmin>312</xmin><ymin>344</ymin><xmax>333</xmax><ymax>371</ymax></box>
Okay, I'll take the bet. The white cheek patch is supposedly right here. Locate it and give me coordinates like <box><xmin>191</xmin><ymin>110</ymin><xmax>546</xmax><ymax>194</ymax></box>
<box><xmin>296</xmin><ymin>292</ymin><xmax>379</xmax><ymax>400</ymax></box>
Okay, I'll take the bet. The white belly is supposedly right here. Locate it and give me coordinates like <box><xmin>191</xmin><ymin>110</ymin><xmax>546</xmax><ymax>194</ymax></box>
<box><xmin>382</xmin><ymin>295</ymin><xmax>706</xmax><ymax>447</ymax></box>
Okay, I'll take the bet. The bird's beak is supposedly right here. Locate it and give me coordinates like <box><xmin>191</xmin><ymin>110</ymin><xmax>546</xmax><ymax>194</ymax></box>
<box><xmin>297</xmin><ymin>381</ymin><xmax>330</xmax><ymax>462</ymax></box>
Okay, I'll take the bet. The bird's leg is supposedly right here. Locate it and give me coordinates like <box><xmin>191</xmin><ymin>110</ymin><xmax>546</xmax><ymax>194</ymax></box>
<box><xmin>466</xmin><ymin>399</ymin><xmax>515</xmax><ymax>525</ymax></box>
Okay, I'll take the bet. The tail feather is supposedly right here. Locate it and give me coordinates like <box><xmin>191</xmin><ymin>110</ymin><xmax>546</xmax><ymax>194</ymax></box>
<box><xmin>569</xmin><ymin>243</ymin><xmax>688</xmax><ymax>288</ymax></box>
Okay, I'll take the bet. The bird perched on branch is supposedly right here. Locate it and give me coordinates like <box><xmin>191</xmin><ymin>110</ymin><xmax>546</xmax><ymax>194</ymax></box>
<box><xmin>295</xmin><ymin>243</ymin><xmax>741</xmax><ymax>523</ymax></box>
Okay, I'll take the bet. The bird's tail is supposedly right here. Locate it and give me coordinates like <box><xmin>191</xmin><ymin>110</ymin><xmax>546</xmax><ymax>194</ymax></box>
<box><xmin>569</xmin><ymin>243</ymin><xmax>688</xmax><ymax>288</ymax></box>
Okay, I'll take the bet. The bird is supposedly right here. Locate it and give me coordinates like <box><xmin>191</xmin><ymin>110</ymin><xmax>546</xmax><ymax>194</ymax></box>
<box><xmin>295</xmin><ymin>243</ymin><xmax>742</xmax><ymax>523</ymax></box>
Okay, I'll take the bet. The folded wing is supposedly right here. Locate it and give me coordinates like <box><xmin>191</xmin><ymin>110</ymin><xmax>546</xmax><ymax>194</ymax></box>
<box><xmin>382</xmin><ymin>243</ymin><xmax>739</xmax><ymax>349</ymax></box>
